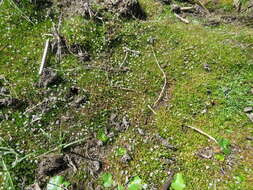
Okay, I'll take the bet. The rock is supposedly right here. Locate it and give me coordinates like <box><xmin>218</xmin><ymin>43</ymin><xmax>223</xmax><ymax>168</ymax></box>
<box><xmin>156</xmin><ymin>134</ymin><xmax>177</xmax><ymax>151</ymax></box>
<box><xmin>90</xmin><ymin>160</ymin><xmax>101</xmax><ymax>172</ymax></box>
<box><xmin>171</xmin><ymin>4</ymin><xmax>181</xmax><ymax>13</ymax></box>
<box><xmin>203</xmin><ymin>63</ymin><xmax>211</xmax><ymax>72</ymax></box>
<box><xmin>250</xmin><ymin>88</ymin><xmax>253</xmax><ymax>94</ymax></box>
<box><xmin>107</xmin><ymin>132</ymin><xmax>115</xmax><ymax>138</ymax></box>
<box><xmin>72</xmin><ymin>95</ymin><xmax>88</xmax><ymax>107</ymax></box>
<box><xmin>233</xmin><ymin>0</ymin><xmax>241</xmax><ymax>12</ymax></box>
<box><xmin>201</xmin><ymin>109</ymin><xmax>207</xmax><ymax>114</ymax></box>
<box><xmin>78</xmin><ymin>51</ymin><xmax>90</xmax><ymax>62</ymax></box>
<box><xmin>197</xmin><ymin>147</ymin><xmax>214</xmax><ymax>159</ymax></box>
<box><xmin>0</xmin><ymin>87</ymin><xmax>9</xmax><ymax>95</ymax></box>
<box><xmin>95</xmin><ymin>186</ymin><xmax>102</xmax><ymax>190</ymax></box>
<box><xmin>206</xmin><ymin>89</ymin><xmax>212</xmax><ymax>95</ymax></box>
<box><xmin>121</xmin><ymin>153</ymin><xmax>132</xmax><ymax>163</ymax></box>
<box><xmin>122</xmin><ymin>116</ymin><xmax>130</xmax><ymax>128</ymax></box>
<box><xmin>204</xmin><ymin>19</ymin><xmax>221</xmax><ymax>27</ymax></box>
<box><xmin>246</xmin><ymin>136</ymin><xmax>253</xmax><ymax>141</ymax></box>
<box><xmin>246</xmin><ymin>113</ymin><xmax>253</xmax><ymax>122</ymax></box>
<box><xmin>162</xmin><ymin>157</ymin><xmax>176</xmax><ymax>165</ymax></box>
<box><xmin>25</xmin><ymin>183</ymin><xmax>41</xmax><ymax>190</ymax></box>
<box><xmin>104</xmin><ymin>0</ymin><xmax>146</xmax><ymax>19</ymax></box>
<box><xmin>147</xmin><ymin>36</ymin><xmax>156</xmax><ymax>45</ymax></box>
<box><xmin>66</xmin><ymin>86</ymin><xmax>79</xmax><ymax>99</ymax></box>
<box><xmin>96</xmin><ymin>140</ymin><xmax>104</xmax><ymax>146</ymax></box>
<box><xmin>38</xmin><ymin>68</ymin><xmax>60</xmax><ymax>88</ymax></box>
<box><xmin>137</xmin><ymin>128</ymin><xmax>145</xmax><ymax>136</ymax></box>
<box><xmin>61</xmin><ymin>0</ymin><xmax>146</xmax><ymax>19</ymax></box>
<box><xmin>37</xmin><ymin>154</ymin><xmax>68</xmax><ymax>177</ymax></box>
<box><xmin>0</xmin><ymin>97</ymin><xmax>23</xmax><ymax>109</ymax></box>
<box><xmin>244</xmin><ymin>107</ymin><xmax>253</xmax><ymax>113</ymax></box>
<box><xmin>110</xmin><ymin>113</ymin><xmax>130</xmax><ymax>132</ymax></box>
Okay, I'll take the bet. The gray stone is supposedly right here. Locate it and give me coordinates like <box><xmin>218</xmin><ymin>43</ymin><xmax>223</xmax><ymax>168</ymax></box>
<box><xmin>246</xmin><ymin>113</ymin><xmax>253</xmax><ymax>122</ymax></box>
<box><xmin>121</xmin><ymin>153</ymin><xmax>132</xmax><ymax>163</ymax></box>
<box><xmin>244</xmin><ymin>107</ymin><xmax>253</xmax><ymax>113</ymax></box>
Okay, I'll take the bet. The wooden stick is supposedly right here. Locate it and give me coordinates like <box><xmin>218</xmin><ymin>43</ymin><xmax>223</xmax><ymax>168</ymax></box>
<box><xmin>148</xmin><ymin>105</ymin><xmax>157</xmax><ymax>115</ymax></box>
<box><xmin>180</xmin><ymin>7</ymin><xmax>195</xmax><ymax>11</ymax></box>
<box><xmin>39</xmin><ymin>39</ymin><xmax>50</xmax><ymax>75</ymax></box>
<box><xmin>119</xmin><ymin>51</ymin><xmax>128</xmax><ymax>68</ymax></box>
<box><xmin>152</xmin><ymin>47</ymin><xmax>167</xmax><ymax>107</ymax></box>
<box><xmin>196</xmin><ymin>0</ymin><xmax>210</xmax><ymax>15</ymax></box>
<box><xmin>185</xmin><ymin>125</ymin><xmax>218</xmax><ymax>144</ymax></box>
<box><xmin>175</xmin><ymin>14</ymin><xmax>190</xmax><ymax>24</ymax></box>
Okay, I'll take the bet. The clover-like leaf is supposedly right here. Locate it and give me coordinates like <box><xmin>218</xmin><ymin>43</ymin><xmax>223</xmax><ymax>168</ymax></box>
<box><xmin>170</xmin><ymin>173</ymin><xmax>186</xmax><ymax>190</ymax></box>
<box><xmin>97</xmin><ymin>130</ymin><xmax>109</xmax><ymax>143</ymax></box>
<box><xmin>218</xmin><ymin>138</ymin><xmax>231</xmax><ymax>155</ymax></box>
<box><xmin>215</xmin><ymin>154</ymin><xmax>225</xmax><ymax>161</ymax></box>
<box><xmin>102</xmin><ymin>173</ymin><xmax>113</xmax><ymax>188</ymax></box>
<box><xmin>118</xmin><ymin>184</ymin><xmax>125</xmax><ymax>190</ymax></box>
<box><xmin>116</xmin><ymin>148</ymin><xmax>127</xmax><ymax>156</ymax></box>
<box><xmin>128</xmin><ymin>176</ymin><xmax>143</xmax><ymax>190</ymax></box>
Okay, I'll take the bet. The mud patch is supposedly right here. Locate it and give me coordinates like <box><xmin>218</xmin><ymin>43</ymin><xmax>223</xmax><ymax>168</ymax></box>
<box><xmin>56</xmin><ymin>0</ymin><xmax>146</xmax><ymax>19</ymax></box>
<box><xmin>37</xmin><ymin>154</ymin><xmax>68</xmax><ymax>178</ymax></box>
<box><xmin>0</xmin><ymin>97</ymin><xmax>24</xmax><ymax>109</ymax></box>
<box><xmin>104</xmin><ymin>0</ymin><xmax>146</xmax><ymax>19</ymax></box>
<box><xmin>38</xmin><ymin>68</ymin><xmax>61</xmax><ymax>88</ymax></box>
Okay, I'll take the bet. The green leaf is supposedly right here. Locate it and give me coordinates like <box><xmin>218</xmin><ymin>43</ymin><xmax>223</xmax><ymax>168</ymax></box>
<box><xmin>235</xmin><ymin>175</ymin><xmax>245</xmax><ymax>183</ymax></box>
<box><xmin>218</xmin><ymin>138</ymin><xmax>231</xmax><ymax>155</ymax></box>
<box><xmin>118</xmin><ymin>184</ymin><xmax>125</xmax><ymax>190</ymax></box>
<box><xmin>46</xmin><ymin>176</ymin><xmax>70</xmax><ymax>190</ymax></box>
<box><xmin>116</xmin><ymin>148</ymin><xmax>127</xmax><ymax>156</ymax></box>
<box><xmin>171</xmin><ymin>173</ymin><xmax>186</xmax><ymax>190</ymax></box>
<box><xmin>0</xmin><ymin>157</ymin><xmax>15</xmax><ymax>190</ymax></box>
<box><xmin>97</xmin><ymin>130</ymin><xmax>109</xmax><ymax>143</ymax></box>
<box><xmin>215</xmin><ymin>154</ymin><xmax>225</xmax><ymax>161</ymax></box>
<box><xmin>128</xmin><ymin>176</ymin><xmax>143</xmax><ymax>190</ymax></box>
<box><xmin>102</xmin><ymin>173</ymin><xmax>113</xmax><ymax>188</ymax></box>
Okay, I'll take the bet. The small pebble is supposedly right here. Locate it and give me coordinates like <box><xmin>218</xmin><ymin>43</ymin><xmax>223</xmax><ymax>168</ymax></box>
<box><xmin>246</xmin><ymin>113</ymin><xmax>253</xmax><ymax>122</ymax></box>
<box><xmin>244</xmin><ymin>107</ymin><xmax>253</xmax><ymax>113</ymax></box>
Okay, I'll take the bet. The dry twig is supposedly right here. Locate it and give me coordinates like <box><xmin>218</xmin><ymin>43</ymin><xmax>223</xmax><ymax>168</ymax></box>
<box><xmin>148</xmin><ymin>105</ymin><xmax>157</xmax><ymax>115</ymax></box>
<box><xmin>175</xmin><ymin>13</ymin><xmax>190</xmax><ymax>24</ymax></box>
<box><xmin>185</xmin><ymin>125</ymin><xmax>218</xmax><ymax>144</ymax></box>
<box><xmin>152</xmin><ymin>47</ymin><xmax>167</xmax><ymax>107</ymax></box>
<box><xmin>194</xmin><ymin>0</ymin><xmax>210</xmax><ymax>14</ymax></box>
<box><xmin>39</xmin><ymin>39</ymin><xmax>50</xmax><ymax>75</ymax></box>
<box><xmin>52</xmin><ymin>13</ymin><xmax>64</xmax><ymax>62</ymax></box>
<box><xmin>180</xmin><ymin>7</ymin><xmax>195</xmax><ymax>11</ymax></box>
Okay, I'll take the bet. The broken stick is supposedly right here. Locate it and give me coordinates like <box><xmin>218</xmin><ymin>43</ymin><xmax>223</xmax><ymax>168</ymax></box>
<box><xmin>185</xmin><ymin>125</ymin><xmax>218</xmax><ymax>144</ymax></box>
<box><xmin>196</xmin><ymin>0</ymin><xmax>210</xmax><ymax>15</ymax></box>
<box><xmin>180</xmin><ymin>7</ymin><xmax>195</xmax><ymax>11</ymax></box>
<box><xmin>175</xmin><ymin>14</ymin><xmax>190</xmax><ymax>24</ymax></box>
<box><xmin>152</xmin><ymin>47</ymin><xmax>167</xmax><ymax>107</ymax></box>
<box><xmin>39</xmin><ymin>39</ymin><xmax>50</xmax><ymax>75</ymax></box>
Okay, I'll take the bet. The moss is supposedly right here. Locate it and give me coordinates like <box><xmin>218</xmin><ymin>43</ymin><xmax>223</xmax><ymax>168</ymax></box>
<box><xmin>1</xmin><ymin>0</ymin><xmax>253</xmax><ymax>189</ymax></box>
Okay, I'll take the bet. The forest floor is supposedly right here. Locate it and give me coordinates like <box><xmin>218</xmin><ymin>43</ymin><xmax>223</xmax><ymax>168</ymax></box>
<box><xmin>0</xmin><ymin>0</ymin><xmax>253</xmax><ymax>189</ymax></box>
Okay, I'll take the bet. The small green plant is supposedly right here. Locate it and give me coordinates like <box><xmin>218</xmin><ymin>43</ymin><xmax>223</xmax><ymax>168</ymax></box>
<box><xmin>218</xmin><ymin>138</ymin><xmax>231</xmax><ymax>155</ymax></box>
<box><xmin>215</xmin><ymin>154</ymin><xmax>225</xmax><ymax>161</ymax></box>
<box><xmin>116</xmin><ymin>147</ymin><xmax>127</xmax><ymax>156</ymax></box>
<box><xmin>118</xmin><ymin>184</ymin><xmax>125</xmax><ymax>190</ymax></box>
<box><xmin>171</xmin><ymin>173</ymin><xmax>186</xmax><ymax>190</ymax></box>
<box><xmin>46</xmin><ymin>176</ymin><xmax>70</xmax><ymax>190</ymax></box>
<box><xmin>102</xmin><ymin>173</ymin><xmax>114</xmax><ymax>188</ymax></box>
<box><xmin>97</xmin><ymin>130</ymin><xmax>109</xmax><ymax>143</ymax></box>
<box><xmin>128</xmin><ymin>176</ymin><xmax>144</xmax><ymax>190</ymax></box>
<box><xmin>0</xmin><ymin>156</ymin><xmax>15</xmax><ymax>190</ymax></box>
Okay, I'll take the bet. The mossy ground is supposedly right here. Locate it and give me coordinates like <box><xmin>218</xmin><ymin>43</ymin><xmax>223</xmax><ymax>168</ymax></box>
<box><xmin>0</xmin><ymin>0</ymin><xmax>253</xmax><ymax>189</ymax></box>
